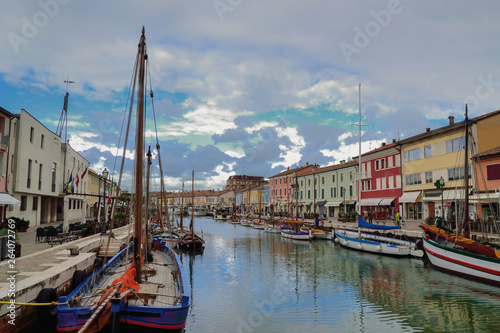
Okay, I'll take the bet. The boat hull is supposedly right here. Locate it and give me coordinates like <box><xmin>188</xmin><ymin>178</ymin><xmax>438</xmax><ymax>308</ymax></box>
<box><xmin>56</xmin><ymin>240</ymin><xmax>189</xmax><ymax>332</ymax></box>
<box><xmin>334</xmin><ymin>229</ymin><xmax>423</xmax><ymax>257</ymax></box>
<box><xmin>422</xmin><ymin>235</ymin><xmax>500</xmax><ymax>285</ymax></box>
<box><xmin>280</xmin><ymin>228</ymin><xmax>312</xmax><ymax>240</ymax></box>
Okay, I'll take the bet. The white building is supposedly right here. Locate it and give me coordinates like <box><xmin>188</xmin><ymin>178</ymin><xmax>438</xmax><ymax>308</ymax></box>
<box><xmin>7</xmin><ymin>109</ymin><xmax>88</xmax><ymax>228</ymax></box>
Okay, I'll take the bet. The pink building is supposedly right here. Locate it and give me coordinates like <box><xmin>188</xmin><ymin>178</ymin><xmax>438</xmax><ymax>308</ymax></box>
<box><xmin>359</xmin><ymin>140</ymin><xmax>402</xmax><ymax>220</ymax></box>
<box><xmin>268</xmin><ymin>163</ymin><xmax>316</xmax><ymax>216</ymax></box>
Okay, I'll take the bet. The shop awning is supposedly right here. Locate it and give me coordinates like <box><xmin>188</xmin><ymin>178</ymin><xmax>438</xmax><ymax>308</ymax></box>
<box><xmin>359</xmin><ymin>198</ymin><xmax>382</xmax><ymax>206</ymax></box>
<box><xmin>399</xmin><ymin>191</ymin><xmax>422</xmax><ymax>203</ymax></box>
<box><xmin>0</xmin><ymin>193</ymin><xmax>20</xmax><ymax>205</ymax></box>
<box><xmin>379</xmin><ymin>197</ymin><xmax>396</xmax><ymax>206</ymax></box>
<box><xmin>316</xmin><ymin>200</ymin><xmax>327</xmax><ymax>206</ymax></box>
<box><xmin>325</xmin><ymin>201</ymin><xmax>341</xmax><ymax>207</ymax></box>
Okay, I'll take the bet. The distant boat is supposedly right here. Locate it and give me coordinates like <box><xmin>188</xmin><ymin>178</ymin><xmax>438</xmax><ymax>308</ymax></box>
<box><xmin>280</xmin><ymin>221</ymin><xmax>313</xmax><ymax>241</ymax></box>
<box><xmin>179</xmin><ymin>170</ymin><xmax>205</xmax><ymax>249</ymax></box>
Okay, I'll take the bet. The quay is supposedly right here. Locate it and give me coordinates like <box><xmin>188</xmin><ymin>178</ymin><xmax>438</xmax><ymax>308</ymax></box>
<box><xmin>0</xmin><ymin>222</ymin><xmax>131</xmax><ymax>332</ymax></box>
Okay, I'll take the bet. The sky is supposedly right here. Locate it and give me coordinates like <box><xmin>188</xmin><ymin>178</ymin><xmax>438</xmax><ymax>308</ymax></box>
<box><xmin>1</xmin><ymin>0</ymin><xmax>500</xmax><ymax>192</ymax></box>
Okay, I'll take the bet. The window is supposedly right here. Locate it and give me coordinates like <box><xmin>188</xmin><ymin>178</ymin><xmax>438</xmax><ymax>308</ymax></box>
<box><xmin>340</xmin><ymin>186</ymin><xmax>344</xmax><ymax>197</ymax></box>
<box><xmin>330</xmin><ymin>188</ymin><xmax>333</xmax><ymax>197</ymax></box>
<box><xmin>406</xmin><ymin>173</ymin><xmax>422</xmax><ymax>185</ymax></box>
<box><xmin>425</xmin><ymin>171</ymin><xmax>433</xmax><ymax>184</ymax></box>
<box><xmin>20</xmin><ymin>196</ymin><xmax>27</xmax><ymax>211</ymax></box>
<box><xmin>300</xmin><ymin>191</ymin><xmax>303</xmax><ymax>200</ymax></box>
<box><xmin>51</xmin><ymin>162</ymin><xmax>57</xmax><ymax>192</ymax></box>
<box><xmin>349</xmin><ymin>185</ymin><xmax>353</xmax><ymax>197</ymax></box>
<box><xmin>27</xmin><ymin>159</ymin><xmax>32</xmax><ymax>188</ymax></box>
<box><xmin>30</xmin><ymin>127</ymin><xmax>34</xmax><ymax>143</ymax></box>
<box><xmin>41</xmin><ymin>134</ymin><xmax>44</xmax><ymax>149</ymax></box>
<box><xmin>388</xmin><ymin>156</ymin><xmax>393</xmax><ymax>168</ymax></box>
<box><xmin>341</xmin><ymin>174</ymin><xmax>344</xmax><ymax>182</ymax></box>
<box><xmin>350</xmin><ymin>172</ymin><xmax>353</xmax><ymax>180</ymax></box>
<box><xmin>301</xmin><ymin>180</ymin><xmax>303</xmax><ymax>186</ymax></box>
<box><xmin>307</xmin><ymin>190</ymin><xmax>310</xmax><ymax>199</ymax></box>
<box><xmin>446</xmin><ymin>136</ymin><xmax>465</xmax><ymax>153</ymax></box>
<box><xmin>0</xmin><ymin>153</ymin><xmax>4</xmax><ymax>177</ymax></box>
<box><xmin>322</xmin><ymin>177</ymin><xmax>324</xmax><ymax>184</ymax></box>
<box><xmin>332</xmin><ymin>175</ymin><xmax>335</xmax><ymax>182</ymax></box>
<box><xmin>308</xmin><ymin>179</ymin><xmax>310</xmax><ymax>186</ymax></box>
<box><xmin>448</xmin><ymin>166</ymin><xmax>472</xmax><ymax>181</ymax></box>
<box><xmin>405</xmin><ymin>148</ymin><xmax>421</xmax><ymax>162</ymax></box>
<box><xmin>487</xmin><ymin>164</ymin><xmax>500</xmax><ymax>181</ymax></box>
<box><xmin>333</xmin><ymin>187</ymin><xmax>337</xmax><ymax>197</ymax></box>
<box><xmin>424</xmin><ymin>145</ymin><xmax>432</xmax><ymax>158</ymax></box>
<box><xmin>38</xmin><ymin>164</ymin><xmax>43</xmax><ymax>190</ymax></box>
<box><xmin>381</xmin><ymin>159</ymin><xmax>385</xmax><ymax>169</ymax></box>
<box><xmin>33</xmin><ymin>197</ymin><xmax>38</xmax><ymax>211</ymax></box>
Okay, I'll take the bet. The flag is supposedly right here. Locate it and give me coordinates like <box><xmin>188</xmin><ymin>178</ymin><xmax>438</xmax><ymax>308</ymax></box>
<box><xmin>80</xmin><ymin>166</ymin><xmax>88</xmax><ymax>179</ymax></box>
<box><xmin>75</xmin><ymin>175</ymin><xmax>80</xmax><ymax>188</ymax></box>
<box><xmin>107</xmin><ymin>179</ymin><xmax>114</xmax><ymax>205</ymax></box>
<box><xmin>67</xmin><ymin>172</ymin><xmax>73</xmax><ymax>193</ymax></box>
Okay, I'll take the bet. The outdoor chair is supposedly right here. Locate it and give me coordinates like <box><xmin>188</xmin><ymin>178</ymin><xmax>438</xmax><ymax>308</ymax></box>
<box><xmin>35</xmin><ymin>227</ymin><xmax>45</xmax><ymax>243</ymax></box>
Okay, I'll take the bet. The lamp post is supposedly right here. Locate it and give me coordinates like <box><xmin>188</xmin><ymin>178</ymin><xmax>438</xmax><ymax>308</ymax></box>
<box><xmin>101</xmin><ymin>168</ymin><xmax>108</xmax><ymax>234</ymax></box>
<box><xmin>440</xmin><ymin>176</ymin><xmax>445</xmax><ymax>220</ymax></box>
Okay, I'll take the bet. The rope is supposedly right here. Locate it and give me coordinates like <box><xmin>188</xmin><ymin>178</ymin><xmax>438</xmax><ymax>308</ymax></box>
<box><xmin>0</xmin><ymin>300</ymin><xmax>70</xmax><ymax>307</ymax></box>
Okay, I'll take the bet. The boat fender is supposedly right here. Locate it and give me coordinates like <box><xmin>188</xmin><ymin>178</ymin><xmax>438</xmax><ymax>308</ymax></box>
<box><xmin>375</xmin><ymin>245</ymin><xmax>382</xmax><ymax>251</ymax></box>
<box><xmin>357</xmin><ymin>244</ymin><xmax>363</xmax><ymax>250</ymax></box>
<box><xmin>334</xmin><ymin>237</ymin><xmax>340</xmax><ymax>243</ymax></box>
<box><xmin>415</xmin><ymin>239</ymin><xmax>424</xmax><ymax>250</ymax></box>
<box><xmin>72</xmin><ymin>270</ymin><xmax>85</xmax><ymax>289</ymax></box>
<box><xmin>36</xmin><ymin>288</ymin><xmax>58</xmax><ymax>330</ymax></box>
<box><xmin>342</xmin><ymin>240</ymin><xmax>348</xmax><ymax>246</ymax></box>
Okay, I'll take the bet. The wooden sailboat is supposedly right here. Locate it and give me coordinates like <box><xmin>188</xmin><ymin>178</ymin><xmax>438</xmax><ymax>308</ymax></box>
<box><xmin>56</xmin><ymin>27</ymin><xmax>189</xmax><ymax>332</ymax></box>
<box><xmin>420</xmin><ymin>105</ymin><xmax>500</xmax><ymax>285</ymax></box>
<box><xmin>179</xmin><ymin>170</ymin><xmax>205</xmax><ymax>249</ymax></box>
<box><xmin>334</xmin><ymin>84</ymin><xmax>423</xmax><ymax>257</ymax></box>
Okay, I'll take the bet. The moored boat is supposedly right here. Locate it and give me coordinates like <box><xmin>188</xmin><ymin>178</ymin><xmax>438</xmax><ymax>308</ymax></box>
<box><xmin>55</xmin><ymin>27</ymin><xmax>189</xmax><ymax>332</ymax></box>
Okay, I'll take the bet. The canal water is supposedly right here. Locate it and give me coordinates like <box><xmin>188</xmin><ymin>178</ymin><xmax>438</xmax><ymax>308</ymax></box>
<box><xmin>176</xmin><ymin>216</ymin><xmax>500</xmax><ymax>333</ymax></box>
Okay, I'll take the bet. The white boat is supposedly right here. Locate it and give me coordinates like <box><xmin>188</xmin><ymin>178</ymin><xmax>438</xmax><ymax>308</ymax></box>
<box><xmin>334</xmin><ymin>85</ymin><xmax>422</xmax><ymax>258</ymax></box>
<box><xmin>251</xmin><ymin>221</ymin><xmax>266</xmax><ymax>229</ymax></box>
<box><xmin>264</xmin><ymin>224</ymin><xmax>282</xmax><ymax>233</ymax></box>
<box><xmin>420</xmin><ymin>225</ymin><xmax>500</xmax><ymax>285</ymax></box>
<box><xmin>335</xmin><ymin>218</ymin><xmax>423</xmax><ymax>257</ymax></box>
<box><xmin>240</xmin><ymin>219</ymin><xmax>252</xmax><ymax>227</ymax></box>
<box><xmin>310</xmin><ymin>228</ymin><xmax>334</xmax><ymax>240</ymax></box>
<box><xmin>193</xmin><ymin>206</ymin><xmax>207</xmax><ymax>216</ymax></box>
<box><xmin>280</xmin><ymin>224</ymin><xmax>313</xmax><ymax>241</ymax></box>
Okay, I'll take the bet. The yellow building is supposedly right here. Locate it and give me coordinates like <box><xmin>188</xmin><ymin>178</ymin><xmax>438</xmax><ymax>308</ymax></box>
<box><xmin>400</xmin><ymin>111</ymin><xmax>500</xmax><ymax>221</ymax></box>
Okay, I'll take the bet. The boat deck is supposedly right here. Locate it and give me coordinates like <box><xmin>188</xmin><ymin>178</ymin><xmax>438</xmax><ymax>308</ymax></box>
<box><xmin>81</xmin><ymin>250</ymin><xmax>180</xmax><ymax>308</ymax></box>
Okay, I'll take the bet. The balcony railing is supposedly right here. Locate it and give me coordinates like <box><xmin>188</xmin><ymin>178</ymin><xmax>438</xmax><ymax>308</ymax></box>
<box><xmin>0</xmin><ymin>133</ymin><xmax>9</xmax><ymax>149</ymax></box>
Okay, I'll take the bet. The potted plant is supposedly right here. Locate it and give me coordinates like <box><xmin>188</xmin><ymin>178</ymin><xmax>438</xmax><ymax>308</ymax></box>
<box><xmin>0</xmin><ymin>226</ymin><xmax>21</xmax><ymax>257</ymax></box>
<box><xmin>3</xmin><ymin>217</ymin><xmax>30</xmax><ymax>232</ymax></box>
<box><xmin>425</xmin><ymin>216</ymin><xmax>435</xmax><ymax>225</ymax></box>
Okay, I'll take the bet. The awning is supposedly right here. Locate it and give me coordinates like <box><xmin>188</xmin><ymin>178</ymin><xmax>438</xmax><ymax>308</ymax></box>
<box><xmin>359</xmin><ymin>198</ymin><xmax>382</xmax><ymax>206</ymax></box>
<box><xmin>316</xmin><ymin>200</ymin><xmax>327</xmax><ymax>206</ymax></box>
<box><xmin>325</xmin><ymin>201</ymin><xmax>341</xmax><ymax>207</ymax></box>
<box><xmin>399</xmin><ymin>191</ymin><xmax>422</xmax><ymax>203</ymax></box>
<box><xmin>0</xmin><ymin>193</ymin><xmax>20</xmax><ymax>205</ymax></box>
<box><xmin>379</xmin><ymin>197</ymin><xmax>396</xmax><ymax>206</ymax></box>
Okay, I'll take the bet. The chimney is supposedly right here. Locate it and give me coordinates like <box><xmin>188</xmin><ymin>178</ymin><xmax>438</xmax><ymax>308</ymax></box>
<box><xmin>392</xmin><ymin>139</ymin><xmax>396</xmax><ymax>143</ymax></box>
<box><xmin>381</xmin><ymin>142</ymin><xmax>386</xmax><ymax>147</ymax></box>
<box><xmin>426</xmin><ymin>128</ymin><xmax>431</xmax><ymax>132</ymax></box>
<box><xmin>448</xmin><ymin>116</ymin><xmax>455</xmax><ymax>125</ymax></box>
<box><xmin>340</xmin><ymin>160</ymin><xmax>345</xmax><ymax>165</ymax></box>
<box><xmin>306</xmin><ymin>161</ymin><xmax>309</xmax><ymax>166</ymax></box>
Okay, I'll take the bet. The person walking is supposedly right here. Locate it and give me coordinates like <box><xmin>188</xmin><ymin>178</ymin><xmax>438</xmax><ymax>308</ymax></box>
<box><xmin>395</xmin><ymin>210</ymin><xmax>401</xmax><ymax>226</ymax></box>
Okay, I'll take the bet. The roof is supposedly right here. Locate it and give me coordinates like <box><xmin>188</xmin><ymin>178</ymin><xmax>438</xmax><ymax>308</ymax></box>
<box><xmin>269</xmin><ymin>164</ymin><xmax>315</xmax><ymax>178</ymax></box>
<box><xmin>299</xmin><ymin>160</ymin><xmax>358</xmax><ymax>177</ymax></box>
<box><xmin>474</xmin><ymin>145</ymin><xmax>500</xmax><ymax>159</ymax></box>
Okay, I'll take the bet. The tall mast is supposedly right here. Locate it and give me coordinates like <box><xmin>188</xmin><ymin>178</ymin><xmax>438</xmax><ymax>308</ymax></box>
<box><xmin>133</xmin><ymin>26</ymin><xmax>147</xmax><ymax>282</ymax></box>
<box><xmin>190</xmin><ymin>170</ymin><xmax>194</xmax><ymax>235</ymax></box>
<box><xmin>357</xmin><ymin>83</ymin><xmax>362</xmax><ymax>216</ymax></box>
<box><xmin>463</xmin><ymin>104</ymin><xmax>470</xmax><ymax>235</ymax></box>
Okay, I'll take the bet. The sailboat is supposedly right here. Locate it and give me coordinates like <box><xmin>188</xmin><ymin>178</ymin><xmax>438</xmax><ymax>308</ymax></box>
<box><xmin>179</xmin><ymin>170</ymin><xmax>205</xmax><ymax>249</ymax></box>
<box><xmin>56</xmin><ymin>27</ymin><xmax>189</xmax><ymax>331</ymax></box>
<box><xmin>420</xmin><ymin>105</ymin><xmax>500</xmax><ymax>285</ymax></box>
<box><xmin>334</xmin><ymin>84</ymin><xmax>423</xmax><ymax>258</ymax></box>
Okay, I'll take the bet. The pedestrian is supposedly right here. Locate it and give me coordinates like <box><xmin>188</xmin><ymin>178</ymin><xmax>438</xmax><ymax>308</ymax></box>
<box><xmin>368</xmin><ymin>209</ymin><xmax>374</xmax><ymax>223</ymax></box>
<box><xmin>395</xmin><ymin>210</ymin><xmax>401</xmax><ymax>226</ymax></box>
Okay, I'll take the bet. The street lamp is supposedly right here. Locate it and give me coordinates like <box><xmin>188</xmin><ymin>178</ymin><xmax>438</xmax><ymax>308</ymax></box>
<box><xmin>439</xmin><ymin>176</ymin><xmax>445</xmax><ymax>220</ymax></box>
<box><xmin>101</xmin><ymin>168</ymin><xmax>108</xmax><ymax>234</ymax></box>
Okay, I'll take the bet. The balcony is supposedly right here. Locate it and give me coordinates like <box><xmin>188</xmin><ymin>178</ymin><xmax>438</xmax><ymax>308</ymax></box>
<box><xmin>0</xmin><ymin>133</ymin><xmax>9</xmax><ymax>150</ymax></box>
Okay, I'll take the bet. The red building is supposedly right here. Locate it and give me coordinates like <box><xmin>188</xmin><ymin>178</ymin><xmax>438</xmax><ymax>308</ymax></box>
<box><xmin>359</xmin><ymin>139</ymin><xmax>402</xmax><ymax>220</ymax></box>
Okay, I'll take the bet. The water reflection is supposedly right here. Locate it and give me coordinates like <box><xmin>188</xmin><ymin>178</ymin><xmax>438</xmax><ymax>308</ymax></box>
<box><xmin>178</xmin><ymin>217</ymin><xmax>500</xmax><ymax>333</ymax></box>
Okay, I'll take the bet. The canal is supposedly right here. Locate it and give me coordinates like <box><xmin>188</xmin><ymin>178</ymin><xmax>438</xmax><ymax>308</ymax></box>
<box><xmin>176</xmin><ymin>216</ymin><xmax>500</xmax><ymax>333</ymax></box>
